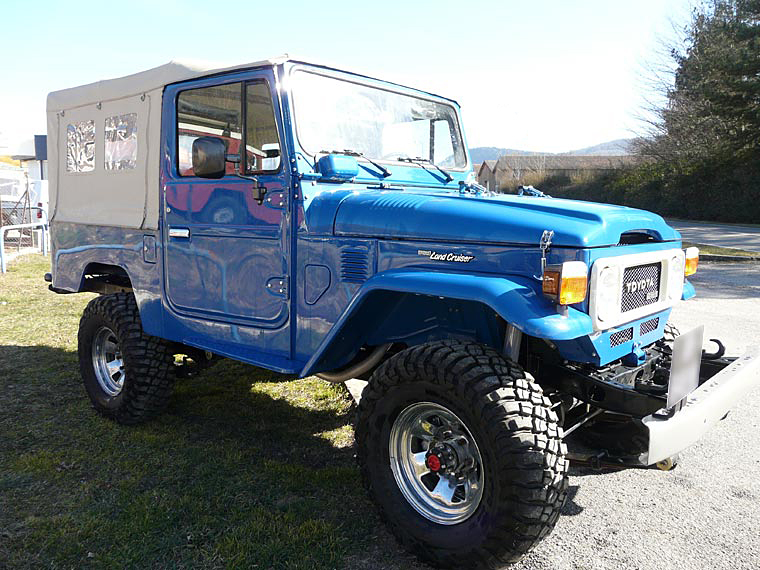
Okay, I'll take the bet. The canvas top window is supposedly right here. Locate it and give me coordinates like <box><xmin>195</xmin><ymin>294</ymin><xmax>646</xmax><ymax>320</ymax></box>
<box><xmin>105</xmin><ymin>113</ymin><xmax>138</xmax><ymax>171</ymax></box>
<box><xmin>66</xmin><ymin>120</ymin><xmax>96</xmax><ymax>173</ymax></box>
<box><xmin>177</xmin><ymin>80</ymin><xmax>281</xmax><ymax>176</ymax></box>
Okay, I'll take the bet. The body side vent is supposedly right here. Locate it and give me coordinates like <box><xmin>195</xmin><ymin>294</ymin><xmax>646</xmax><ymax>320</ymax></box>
<box><xmin>340</xmin><ymin>247</ymin><xmax>370</xmax><ymax>283</ymax></box>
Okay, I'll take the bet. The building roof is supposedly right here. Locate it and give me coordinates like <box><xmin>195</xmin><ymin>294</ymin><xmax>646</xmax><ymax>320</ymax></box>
<box><xmin>477</xmin><ymin>160</ymin><xmax>497</xmax><ymax>176</ymax></box>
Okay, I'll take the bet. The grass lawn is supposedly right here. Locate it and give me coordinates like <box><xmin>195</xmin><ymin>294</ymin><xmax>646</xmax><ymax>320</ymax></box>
<box><xmin>0</xmin><ymin>255</ymin><xmax>422</xmax><ymax>569</ymax></box>
<box><xmin>682</xmin><ymin>242</ymin><xmax>760</xmax><ymax>258</ymax></box>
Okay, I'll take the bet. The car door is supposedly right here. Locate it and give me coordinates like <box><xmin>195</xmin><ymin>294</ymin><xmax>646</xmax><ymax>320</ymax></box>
<box><xmin>163</xmin><ymin>72</ymin><xmax>290</xmax><ymax>331</ymax></box>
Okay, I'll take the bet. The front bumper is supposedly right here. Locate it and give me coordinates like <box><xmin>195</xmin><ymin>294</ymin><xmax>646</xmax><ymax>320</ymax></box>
<box><xmin>640</xmin><ymin>346</ymin><xmax>760</xmax><ymax>465</ymax></box>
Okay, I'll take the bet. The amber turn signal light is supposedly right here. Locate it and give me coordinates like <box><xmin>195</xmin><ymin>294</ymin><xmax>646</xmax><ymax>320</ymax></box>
<box><xmin>543</xmin><ymin>261</ymin><xmax>588</xmax><ymax>305</ymax></box>
<box><xmin>684</xmin><ymin>247</ymin><xmax>699</xmax><ymax>277</ymax></box>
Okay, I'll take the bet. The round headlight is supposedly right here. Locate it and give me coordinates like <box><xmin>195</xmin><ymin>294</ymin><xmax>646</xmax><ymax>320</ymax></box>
<box><xmin>600</xmin><ymin>266</ymin><xmax>618</xmax><ymax>288</ymax></box>
<box><xmin>596</xmin><ymin>265</ymin><xmax>619</xmax><ymax>322</ymax></box>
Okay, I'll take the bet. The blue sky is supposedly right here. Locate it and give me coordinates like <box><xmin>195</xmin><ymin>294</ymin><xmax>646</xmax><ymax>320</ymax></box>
<box><xmin>1</xmin><ymin>0</ymin><xmax>690</xmax><ymax>154</ymax></box>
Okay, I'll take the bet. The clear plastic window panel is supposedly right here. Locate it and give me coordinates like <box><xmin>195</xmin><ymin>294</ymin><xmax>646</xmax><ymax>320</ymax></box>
<box><xmin>245</xmin><ymin>81</ymin><xmax>281</xmax><ymax>173</ymax></box>
<box><xmin>66</xmin><ymin>120</ymin><xmax>95</xmax><ymax>172</ymax></box>
<box><xmin>177</xmin><ymin>83</ymin><xmax>242</xmax><ymax>176</ymax></box>
<box><xmin>104</xmin><ymin>113</ymin><xmax>138</xmax><ymax>170</ymax></box>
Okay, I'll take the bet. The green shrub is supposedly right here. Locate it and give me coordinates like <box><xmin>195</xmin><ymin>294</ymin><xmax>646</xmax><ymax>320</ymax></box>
<box><xmin>538</xmin><ymin>156</ymin><xmax>760</xmax><ymax>224</ymax></box>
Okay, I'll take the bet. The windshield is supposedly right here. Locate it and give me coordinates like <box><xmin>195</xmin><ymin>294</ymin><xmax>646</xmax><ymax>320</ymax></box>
<box><xmin>291</xmin><ymin>70</ymin><xmax>467</xmax><ymax>169</ymax></box>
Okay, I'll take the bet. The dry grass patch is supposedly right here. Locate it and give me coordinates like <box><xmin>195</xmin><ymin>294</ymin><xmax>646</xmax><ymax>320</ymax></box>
<box><xmin>0</xmin><ymin>255</ymin><xmax>423</xmax><ymax>570</ymax></box>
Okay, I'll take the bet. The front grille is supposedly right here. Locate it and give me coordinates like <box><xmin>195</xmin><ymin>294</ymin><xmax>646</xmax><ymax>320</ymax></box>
<box><xmin>640</xmin><ymin>317</ymin><xmax>660</xmax><ymax>336</ymax></box>
<box><xmin>610</xmin><ymin>327</ymin><xmax>634</xmax><ymax>347</ymax></box>
<box><xmin>621</xmin><ymin>262</ymin><xmax>661</xmax><ymax>313</ymax></box>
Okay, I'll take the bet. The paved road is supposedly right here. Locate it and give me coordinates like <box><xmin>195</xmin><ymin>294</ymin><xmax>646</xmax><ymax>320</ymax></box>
<box><xmin>513</xmin><ymin>262</ymin><xmax>760</xmax><ymax>570</ymax></box>
<box><xmin>667</xmin><ymin>219</ymin><xmax>760</xmax><ymax>252</ymax></box>
<box><xmin>669</xmin><ymin>262</ymin><xmax>760</xmax><ymax>354</ymax></box>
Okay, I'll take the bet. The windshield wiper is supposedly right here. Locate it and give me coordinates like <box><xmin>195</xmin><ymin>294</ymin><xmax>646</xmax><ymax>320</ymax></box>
<box><xmin>320</xmin><ymin>149</ymin><xmax>392</xmax><ymax>178</ymax></box>
<box><xmin>396</xmin><ymin>157</ymin><xmax>453</xmax><ymax>183</ymax></box>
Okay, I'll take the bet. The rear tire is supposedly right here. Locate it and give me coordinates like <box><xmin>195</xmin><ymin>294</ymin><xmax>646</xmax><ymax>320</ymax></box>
<box><xmin>356</xmin><ymin>340</ymin><xmax>568</xmax><ymax>569</ymax></box>
<box><xmin>78</xmin><ymin>293</ymin><xmax>174</xmax><ymax>424</ymax></box>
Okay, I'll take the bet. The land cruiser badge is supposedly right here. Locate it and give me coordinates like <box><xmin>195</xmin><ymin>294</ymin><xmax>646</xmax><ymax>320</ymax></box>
<box><xmin>418</xmin><ymin>250</ymin><xmax>475</xmax><ymax>263</ymax></box>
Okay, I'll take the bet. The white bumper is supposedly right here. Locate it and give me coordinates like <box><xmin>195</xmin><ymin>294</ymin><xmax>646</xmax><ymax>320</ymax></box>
<box><xmin>641</xmin><ymin>346</ymin><xmax>760</xmax><ymax>465</ymax></box>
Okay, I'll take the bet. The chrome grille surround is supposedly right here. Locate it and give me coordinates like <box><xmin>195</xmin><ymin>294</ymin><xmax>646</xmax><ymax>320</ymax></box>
<box><xmin>589</xmin><ymin>248</ymin><xmax>685</xmax><ymax>332</ymax></box>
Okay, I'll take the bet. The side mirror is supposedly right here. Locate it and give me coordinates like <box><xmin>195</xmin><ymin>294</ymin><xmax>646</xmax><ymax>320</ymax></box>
<box><xmin>192</xmin><ymin>137</ymin><xmax>226</xmax><ymax>179</ymax></box>
<box><xmin>316</xmin><ymin>154</ymin><xmax>359</xmax><ymax>182</ymax></box>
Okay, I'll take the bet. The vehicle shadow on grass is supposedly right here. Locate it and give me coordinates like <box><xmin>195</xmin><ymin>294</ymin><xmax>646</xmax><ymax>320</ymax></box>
<box><xmin>0</xmin><ymin>344</ymin><xmax>424</xmax><ymax>570</ymax></box>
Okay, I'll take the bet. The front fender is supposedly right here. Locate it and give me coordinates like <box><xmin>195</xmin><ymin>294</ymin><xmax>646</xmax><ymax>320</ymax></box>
<box><xmin>299</xmin><ymin>269</ymin><xmax>593</xmax><ymax>377</ymax></box>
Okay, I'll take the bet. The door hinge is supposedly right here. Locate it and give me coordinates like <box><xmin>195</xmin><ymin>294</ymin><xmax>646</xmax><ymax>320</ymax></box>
<box><xmin>266</xmin><ymin>276</ymin><xmax>289</xmax><ymax>298</ymax></box>
<box><xmin>265</xmin><ymin>191</ymin><xmax>286</xmax><ymax>209</ymax></box>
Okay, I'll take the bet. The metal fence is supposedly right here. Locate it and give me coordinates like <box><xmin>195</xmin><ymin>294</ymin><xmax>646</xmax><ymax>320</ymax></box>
<box><xmin>1</xmin><ymin>194</ymin><xmax>49</xmax><ymax>273</ymax></box>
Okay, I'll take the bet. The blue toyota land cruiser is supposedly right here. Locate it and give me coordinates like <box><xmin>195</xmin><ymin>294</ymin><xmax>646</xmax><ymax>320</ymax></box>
<box><xmin>46</xmin><ymin>56</ymin><xmax>760</xmax><ymax>568</ymax></box>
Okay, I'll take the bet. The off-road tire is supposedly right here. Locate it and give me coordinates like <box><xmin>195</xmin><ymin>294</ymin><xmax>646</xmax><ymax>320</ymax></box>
<box><xmin>356</xmin><ymin>340</ymin><xmax>568</xmax><ymax>569</ymax></box>
<box><xmin>78</xmin><ymin>293</ymin><xmax>174</xmax><ymax>424</ymax></box>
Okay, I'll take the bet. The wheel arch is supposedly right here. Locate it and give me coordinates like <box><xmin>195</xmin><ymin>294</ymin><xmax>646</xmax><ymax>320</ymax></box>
<box><xmin>299</xmin><ymin>270</ymin><xmax>594</xmax><ymax>377</ymax></box>
<box><xmin>79</xmin><ymin>262</ymin><xmax>134</xmax><ymax>294</ymax></box>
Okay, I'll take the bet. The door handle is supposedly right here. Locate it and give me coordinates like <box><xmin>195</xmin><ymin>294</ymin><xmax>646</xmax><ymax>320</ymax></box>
<box><xmin>168</xmin><ymin>228</ymin><xmax>190</xmax><ymax>239</ymax></box>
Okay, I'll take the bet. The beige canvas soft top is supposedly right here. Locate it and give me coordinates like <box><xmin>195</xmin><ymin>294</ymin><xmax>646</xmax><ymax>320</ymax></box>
<box><xmin>46</xmin><ymin>56</ymin><xmax>288</xmax><ymax>230</ymax></box>
<box><xmin>47</xmin><ymin>56</ymin><xmax>288</xmax><ymax>112</ymax></box>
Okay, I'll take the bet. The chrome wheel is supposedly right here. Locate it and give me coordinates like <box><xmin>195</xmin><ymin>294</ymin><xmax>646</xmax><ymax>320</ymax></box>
<box><xmin>91</xmin><ymin>326</ymin><xmax>125</xmax><ymax>397</ymax></box>
<box><xmin>389</xmin><ymin>402</ymin><xmax>484</xmax><ymax>525</ymax></box>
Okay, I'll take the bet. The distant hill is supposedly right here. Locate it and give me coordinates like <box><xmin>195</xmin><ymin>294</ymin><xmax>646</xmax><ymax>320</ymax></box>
<box><xmin>470</xmin><ymin>138</ymin><xmax>634</xmax><ymax>163</ymax></box>
<box><xmin>562</xmin><ymin>138</ymin><xmax>634</xmax><ymax>156</ymax></box>
<box><xmin>469</xmin><ymin>147</ymin><xmax>541</xmax><ymax>163</ymax></box>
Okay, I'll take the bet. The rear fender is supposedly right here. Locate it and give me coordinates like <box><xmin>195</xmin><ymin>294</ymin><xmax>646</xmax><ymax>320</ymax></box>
<box><xmin>51</xmin><ymin>222</ymin><xmax>163</xmax><ymax>337</ymax></box>
<box><xmin>299</xmin><ymin>269</ymin><xmax>593</xmax><ymax>377</ymax></box>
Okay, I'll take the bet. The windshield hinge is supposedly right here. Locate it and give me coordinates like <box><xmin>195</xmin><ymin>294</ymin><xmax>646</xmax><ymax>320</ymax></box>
<box><xmin>518</xmin><ymin>185</ymin><xmax>551</xmax><ymax>198</ymax></box>
<box><xmin>458</xmin><ymin>180</ymin><xmax>488</xmax><ymax>195</ymax></box>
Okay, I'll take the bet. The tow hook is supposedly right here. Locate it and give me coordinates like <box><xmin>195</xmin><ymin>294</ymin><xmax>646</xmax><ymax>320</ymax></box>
<box><xmin>655</xmin><ymin>455</ymin><xmax>679</xmax><ymax>471</ymax></box>
<box><xmin>703</xmin><ymin>339</ymin><xmax>726</xmax><ymax>359</ymax></box>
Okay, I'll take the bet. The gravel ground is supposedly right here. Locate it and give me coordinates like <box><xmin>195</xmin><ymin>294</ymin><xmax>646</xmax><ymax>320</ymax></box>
<box><xmin>513</xmin><ymin>261</ymin><xmax>760</xmax><ymax>570</ymax></box>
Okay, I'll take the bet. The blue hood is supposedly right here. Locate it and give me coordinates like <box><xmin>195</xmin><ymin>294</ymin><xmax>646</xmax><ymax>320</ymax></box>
<box><xmin>319</xmin><ymin>189</ymin><xmax>679</xmax><ymax>248</ymax></box>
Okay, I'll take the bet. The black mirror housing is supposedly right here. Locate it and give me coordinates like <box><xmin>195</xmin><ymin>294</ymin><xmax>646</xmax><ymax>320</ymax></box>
<box><xmin>192</xmin><ymin>137</ymin><xmax>226</xmax><ymax>179</ymax></box>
